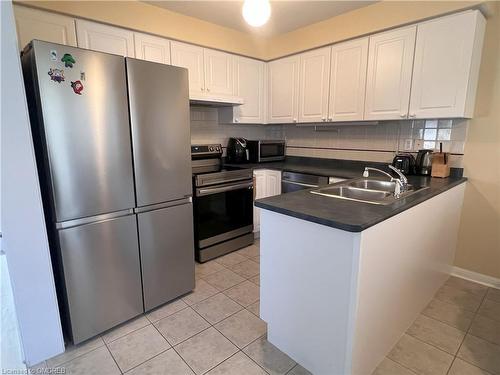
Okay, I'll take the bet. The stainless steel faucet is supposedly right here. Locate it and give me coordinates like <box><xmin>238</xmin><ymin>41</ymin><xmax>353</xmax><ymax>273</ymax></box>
<box><xmin>363</xmin><ymin>165</ymin><xmax>409</xmax><ymax>197</ymax></box>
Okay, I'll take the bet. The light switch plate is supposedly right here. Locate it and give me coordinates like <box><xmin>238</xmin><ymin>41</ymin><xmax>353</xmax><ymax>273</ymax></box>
<box><xmin>404</xmin><ymin>139</ymin><xmax>413</xmax><ymax>151</ymax></box>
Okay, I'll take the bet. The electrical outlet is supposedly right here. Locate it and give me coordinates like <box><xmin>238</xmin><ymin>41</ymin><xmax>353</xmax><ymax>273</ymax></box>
<box><xmin>414</xmin><ymin>139</ymin><xmax>424</xmax><ymax>149</ymax></box>
<box><xmin>404</xmin><ymin>139</ymin><xmax>413</xmax><ymax>151</ymax></box>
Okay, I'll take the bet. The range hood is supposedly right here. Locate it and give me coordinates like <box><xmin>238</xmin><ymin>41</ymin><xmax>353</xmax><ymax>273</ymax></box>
<box><xmin>189</xmin><ymin>93</ymin><xmax>243</xmax><ymax>107</ymax></box>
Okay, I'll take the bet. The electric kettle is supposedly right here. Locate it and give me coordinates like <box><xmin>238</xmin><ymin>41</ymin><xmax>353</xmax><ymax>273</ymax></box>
<box><xmin>415</xmin><ymin>149</ymin><xmax>433</xmax><ymax>175</ymax></box>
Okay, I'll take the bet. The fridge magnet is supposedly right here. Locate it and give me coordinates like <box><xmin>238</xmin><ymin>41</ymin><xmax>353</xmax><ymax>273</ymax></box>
<box><xmin>80</xmin><ymin>71</ymin><xmax>86</xmax><ymax>81</ymax></box>
<box><xmin>48</xmin><ymin>68</ymin><xmax>65</xmax><ymax>83</ymax></box>
<box><xmin>70</xmin><ymin>80</ymin><xmax>84</xmax><ymax>95</ymax></box>
<box><xmin>61</xmin><ymin>53</ymin><xmax>76</xmax><ymax>68</ymax></box>
<box><xmin>50</xmin><ymin>50</ymin><xmax>57</xmax><ymax>61</ymax></box>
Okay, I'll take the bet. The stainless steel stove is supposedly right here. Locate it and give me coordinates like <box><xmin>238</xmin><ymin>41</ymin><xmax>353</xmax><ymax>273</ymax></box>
<box><xmin>191</xmin><ymin>144</ymin><xmax>254</xmax><ymax>262</ymax></box>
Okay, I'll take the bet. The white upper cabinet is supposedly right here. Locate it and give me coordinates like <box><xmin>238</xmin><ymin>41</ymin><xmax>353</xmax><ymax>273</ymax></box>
<box><xmin>232</xmin><ymin>56</ymin><xmax>266</xmax><ymax>123</ymax></box>
<box><xmin>204</xmin><ymin>49</ymin><xmax>234</xmax><ymax>96</ymax></box>
<box><xmin>329</xmin><ymin>37</ymin><xmax>369</xmax><ymax>122</ymax></box>
<box><xmin>133</xmin><ymin>32</ymin><xmax>170</xmax><ymax>64</ymax></box>
<box><xmin>298</xmin><ymin>47</ymin><xmax>331</xmax><ymax>123</ymax></box>
<box><xmin>364</xmin><ymin>26</ymin><xmax>416</xmax><ymax>121</ymax></box>
<box><xmin>171</xmin><ymin>43</ymin><xmax>234</xmax><ymax>98</ymax></box>
<box><xmin>76</xmin><ymin>20</ymin><xmax>134</xmax><ymax>57</ymax></box>
<box><xmin>14</xmin><ymin>5</ymin><xmax>77</xmax><ymax>50</ymax></box>
<box><xmin>409</xmin><ymin>11</ymin><xmax>486</xmax><ymax>119</ymax></box>
<box><xmin>170</xmin><ymin>41</ymin><xmax>205</xmax><ymax>96</ymax></box>
<box><xmin>267</xmin><ymin>55</ymin><xmax>300</xmax><ymax>124</ymax></box>
<box><xmin>17</xmin><ymin>7</ymin><xmax>486</xmax><ymax>123</ymax></box>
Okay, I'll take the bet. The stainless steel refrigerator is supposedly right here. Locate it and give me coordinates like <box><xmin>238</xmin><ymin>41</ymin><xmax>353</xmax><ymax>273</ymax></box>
<box><xmin>22</xmin><ymin>40</ymin><xmax>194</xmax><ymax>344</ymax></box>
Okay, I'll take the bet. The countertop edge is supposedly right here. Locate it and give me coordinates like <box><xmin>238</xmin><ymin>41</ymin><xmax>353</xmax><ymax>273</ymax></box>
<box><xmin>255</xmin><ymin>178</ymin><xmax>467</xmax><ymax>232</ymax></box>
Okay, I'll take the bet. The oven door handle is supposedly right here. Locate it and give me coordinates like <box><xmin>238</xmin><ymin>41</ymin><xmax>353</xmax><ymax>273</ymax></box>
<box><xmin>282</xmin><ymin>180</ymin><xmax>318</xmax><ymax>188</ymax></box>
<box><xmin>196</xmin><ymin>181</ymin><xmax>253</xmax><ymax>197</ymax></box>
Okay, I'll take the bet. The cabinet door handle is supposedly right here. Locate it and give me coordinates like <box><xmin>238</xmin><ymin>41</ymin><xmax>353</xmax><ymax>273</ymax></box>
<box><xmin>293</xmin><ymin>118</ymin><xmax>297</xmax><ymax>123</ymax></box>
<box><xmin>234</xmin><ymin>118</ymin><xmax>240</xmax><ymax>123</ymax></box>
<box><xmin>207</xmin><ymin>88</ymin><xmax>210</xmax><ymax>92</ymax></box>
<box><xmin>400</xmin><ymin>113</ymin><xmax>407</xmax><ymax>118</ymax></box>
<box><xmin>409</xmin><ymin>113</ymin><xmax>416</xmax><ymax>118</ymax></box>
<box><xmin>322</xmin><ymin>117</ymin><xmax>326</xmax><ymax>121</ymax></box>
<box><xmin>201</xmin><ymin>87</ymin><xmax>204</xmax><ymax>91</ymax></box>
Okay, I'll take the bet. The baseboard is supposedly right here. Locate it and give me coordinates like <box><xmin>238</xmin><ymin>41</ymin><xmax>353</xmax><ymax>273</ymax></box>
<box><xmin>452</xmin><ymin>266</ymin><xmax>500</xmax><ymax>289</ymax></box>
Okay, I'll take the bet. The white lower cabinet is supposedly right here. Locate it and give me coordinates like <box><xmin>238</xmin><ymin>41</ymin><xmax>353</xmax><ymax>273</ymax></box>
<box><xmin>76</xmin><ymin>20</ymin><xmax>135</xmax><ymax>57</ymax></box>
<box><xmin>254</xmin><ymin>169</ymin><xmax>281</xmax><ymax>232</ymax></box>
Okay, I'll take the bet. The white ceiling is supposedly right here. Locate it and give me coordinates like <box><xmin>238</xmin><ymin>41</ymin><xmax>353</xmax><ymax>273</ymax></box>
<box><xmin>144</xmin><ymin>1</ymin><xmax>377</xmax><ymax>37</ymax></box>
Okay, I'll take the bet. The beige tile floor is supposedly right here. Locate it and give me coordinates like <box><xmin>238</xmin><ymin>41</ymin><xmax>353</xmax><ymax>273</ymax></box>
<box><xmin>374</xmin><ymin>276</ymin><xmax>500</xmax><ymax>375</ymax></box>
<box><xmin>32</xmin><ymin>240</ymin><xmax>500</xmax><ymax>375</ymax></box>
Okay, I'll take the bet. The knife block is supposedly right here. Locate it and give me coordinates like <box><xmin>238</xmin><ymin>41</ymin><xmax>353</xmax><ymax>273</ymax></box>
<box><xmin>431</xmin><ymin>152</ymin><xmax>450</xmax><ymax>178</ymax></box>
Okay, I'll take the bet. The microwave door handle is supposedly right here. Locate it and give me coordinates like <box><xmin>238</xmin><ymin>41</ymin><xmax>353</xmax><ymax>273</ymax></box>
<box><xmin>197</xmin><ymin>181</ymin><xmax>253</xmax><ymax>197</ymax></box>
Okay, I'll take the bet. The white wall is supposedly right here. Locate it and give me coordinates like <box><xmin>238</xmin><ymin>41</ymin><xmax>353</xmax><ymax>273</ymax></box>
<box><xmin>1</xmin><ymin>3</ymin><xmax>25</xmax><ymax>370</ymax></box>
<box><xmin>0</xmin><ymin>256</ymin><xmax>25</xmax><ymax>370</ymax></box>
<box><xmin>0</xmin><ymin>0</ymin><xmax>64</xmax><ymax>367</ymax></box>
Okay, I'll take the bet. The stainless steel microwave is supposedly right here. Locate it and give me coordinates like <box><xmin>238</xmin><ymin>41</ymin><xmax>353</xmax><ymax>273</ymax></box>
<box><xmin>247</xmin><ymin>140</ymin><xmax>285</xmax><ymax>163</ymax></box>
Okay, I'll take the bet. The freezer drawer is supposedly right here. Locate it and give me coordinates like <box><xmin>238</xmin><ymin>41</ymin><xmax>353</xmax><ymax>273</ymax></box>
<box><xmin>126</xmin><ymin>58</ymin><xmax>192</xmax><ymax>207</ymax></box>
<box><xmin>138</xmin><ymin>202</ymin><xmax>195</xmax><ymax>311</ymax></box>
<box><xmin>58</xmin><ymin>214</ymin><xmax>143</xmax><ymax>344</ymax></box>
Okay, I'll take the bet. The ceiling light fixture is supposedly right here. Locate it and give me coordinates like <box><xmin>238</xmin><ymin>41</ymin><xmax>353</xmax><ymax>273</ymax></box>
<box><xmin>242</xmin><ymin>0</ymin><xmax>271</xmax><ymax>28</ymax></box>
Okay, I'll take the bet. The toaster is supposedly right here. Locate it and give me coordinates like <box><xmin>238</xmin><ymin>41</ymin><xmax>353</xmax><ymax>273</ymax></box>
<box><xmin>392</xmin><ymin>153</ymin><xmax>416</xmax><ymax>175</ymax></box>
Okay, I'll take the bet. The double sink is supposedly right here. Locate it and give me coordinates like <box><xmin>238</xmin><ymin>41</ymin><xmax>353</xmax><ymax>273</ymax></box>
<box><xmin>311</xmin><ymin>178</ymin><xmax>429</xmax><ymax>205</ymax></box>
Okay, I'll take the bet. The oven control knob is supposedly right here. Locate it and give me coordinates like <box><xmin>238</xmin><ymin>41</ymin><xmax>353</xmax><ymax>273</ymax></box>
<box><xmin>209</xmin><ymin>146</ymin><xmax>214</xmax><ymax>152</ymax></box>
<box><xmin>216</xmin><ymin>146</ymin><xmax>221</xmax><ymax>152</ymax></box>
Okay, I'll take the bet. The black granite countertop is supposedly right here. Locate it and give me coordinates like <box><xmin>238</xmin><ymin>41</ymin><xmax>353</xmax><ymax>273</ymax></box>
<box><xmin>254</xmin><ymin>175</ymin><xmax>466</xmax><ymax>232</ymax></box>
<box><xmin>225</xmin><ymin>156</ymin><xmax>466</xmax><ymax>232</ymax></box>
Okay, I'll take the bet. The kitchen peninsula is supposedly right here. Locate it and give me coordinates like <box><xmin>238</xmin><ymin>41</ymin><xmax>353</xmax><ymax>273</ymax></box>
<box><xmin>255</xmin><ymin>176</ymin><xmax>467</xmax><ymax>375</ymax></box>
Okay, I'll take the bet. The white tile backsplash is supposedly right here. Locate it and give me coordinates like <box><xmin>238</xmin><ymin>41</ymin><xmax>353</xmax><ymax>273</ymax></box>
<box><xmin>190</xmin><ymin>107</ymin><xmax>467</xmax><ymax>166</ymax></box>
<box><xmin>190</xmin><ymin>107</ymin><xmax>270</xmax><ymax>149</ymax></box>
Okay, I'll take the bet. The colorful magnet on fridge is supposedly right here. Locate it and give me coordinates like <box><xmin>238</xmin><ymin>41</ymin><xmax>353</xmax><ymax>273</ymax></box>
<box><xmin>61</xmin><ymin>53</ymin><xmax>76</xmax><ymax>68</ymax></box>
<box><xmin>80</xmin><ymin>71</ymin><xmax>86</xmax><ymax>81</ymax></box>
<box><xmin>48</xmin><ymin>68</ymin><xmax>65</xmax><ymax>83</ymax></box>
<box><xmin>50</xmin><ymin>50</ymin><xmax>57</xmax><ymax>61</ymax></box>
<box><xmin>71</xmin><ymin>80</ymin><xmax>84</xmax><ymax>95</ymax></box>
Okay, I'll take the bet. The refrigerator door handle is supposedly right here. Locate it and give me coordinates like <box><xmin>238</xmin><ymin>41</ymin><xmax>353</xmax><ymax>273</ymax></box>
<box><xmin>134</xmin><ymin>197</ymin><xmax>192</xmax><ymax>214</ymax></box>
<box><xmin>56</xmin><ymin>209</ymin><xmax>134</xmax><ymax>230</ymax></box>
